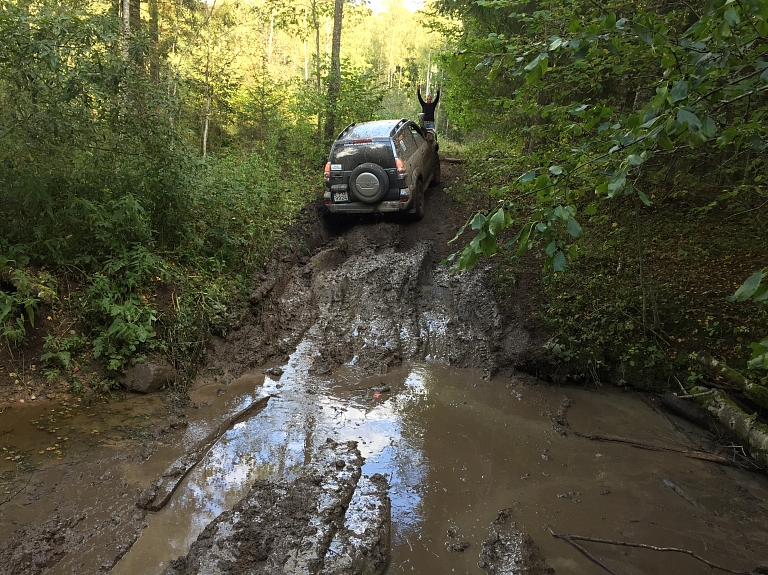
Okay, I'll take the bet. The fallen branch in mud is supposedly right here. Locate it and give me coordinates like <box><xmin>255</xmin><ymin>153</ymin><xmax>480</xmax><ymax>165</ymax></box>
<box><xmin>548</xmin><ymin>528</ymin><xmax>619</xmax><ymax>575</ymax></box>
<box><xmin>573</xmin><ymin>431</ymin><xmax>757</xmax><ymax>468</ymax></box>
<box><xmin>0</xmin><ymin>472</ymin><xmax>32</xmax><ymax>508</ymax></box>
<box><xmin>548</xmin><ymin>529</ymin><xmax>759</xmax><ymax>575</ymax></box>
<box><xmin>687</xmin><ymin>386</ymin><xmax>768</xmax><ymax>470</ymax></box>
<box><xmin>662</xmin><ymin>479</ymin><xmax>713</xmax><ymax>515</ymax></box>
<box><xmin>441</xmin><ymin>157</ymin><xmax>465</xmax><ymax>164</ymax></box>
<box><xmin>696</xmin><ymin>352</ymin><xmax>768</xmax><ymax>410</ymax></box>
<box><xmin>137</xmin><ymin>395</ymin><xmax>272</xmax><ymax>511</ymax></box>
<box><xmin>675</xmin><ymin>389</ymin><xmax>716</xmax><ymax>399</ymax></box>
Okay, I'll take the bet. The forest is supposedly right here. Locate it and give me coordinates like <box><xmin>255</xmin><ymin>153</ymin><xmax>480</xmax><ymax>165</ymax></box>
<box><xmin>1</xmin><ymin>0</ymin><xmax>767</xmax><ymax>405</ymax></box>
<box><xmin>4</xmin><ymin>1</ymin><xmax>768</xmax><ymax>571</ymax></box>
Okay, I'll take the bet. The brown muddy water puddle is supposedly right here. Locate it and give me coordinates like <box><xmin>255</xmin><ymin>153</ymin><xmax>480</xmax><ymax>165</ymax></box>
<box><xmin>0</xmin><ymin>393</ymin><xmax>166</xmax><ymax>478</ymax></box>
<box><xmin>4</xmin><ymin>358</ymin><xmax>767</xmax><ymax>573</ymax></box>
<box><xmin>102</xmin><ymin>346</ymin><xmax>768</xmax><ymax>574</ymax></box>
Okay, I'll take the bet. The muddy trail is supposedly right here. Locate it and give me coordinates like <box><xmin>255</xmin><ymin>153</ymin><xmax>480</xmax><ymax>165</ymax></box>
<box><xmin>2</xmin><ymin>163</ymin><xmax>768</xmax><ymax>575</ymax></box>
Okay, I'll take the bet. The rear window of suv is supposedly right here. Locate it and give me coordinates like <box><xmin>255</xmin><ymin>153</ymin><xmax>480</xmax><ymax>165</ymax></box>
<box><xmin>344</xmin><ymin>121</ymin><xmax>398</xmax><ymax>140</ymax></box>
<box><xmin>330</xmin><ymin>140</ymin><xmax>395</xmax><ymax>169</ymax></box>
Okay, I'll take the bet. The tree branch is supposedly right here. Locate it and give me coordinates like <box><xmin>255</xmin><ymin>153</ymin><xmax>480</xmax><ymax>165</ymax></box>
<box><xmin>549</xmin><ymin>530</ymin><xmax>755</xmax><ymax>575</ymax></box>
<box><xmin>548</xmin><ymin>528</ymin><xmax>619</xmax><ymax>575</ymax></box>
<box><xmin>715</xmin><ymin>84</ymin><xmax>768</xmax><ymax>109</ymax></box>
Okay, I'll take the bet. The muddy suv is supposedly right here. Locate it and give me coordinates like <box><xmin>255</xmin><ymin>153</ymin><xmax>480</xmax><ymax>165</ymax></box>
<box><xmin>323</xmin><ymin>119</ymin><xmax>440</xmax><ymax>220</ymax></box>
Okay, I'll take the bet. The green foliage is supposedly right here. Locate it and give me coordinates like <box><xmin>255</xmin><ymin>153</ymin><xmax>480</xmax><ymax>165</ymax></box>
<box><xmin>0</xmin><ymin>263</ymin><xmax>43</xmax><ymax>345</ymax></box>
<box><xmin>188</xmin><ymin>150</ymin><xmax>314</xmax><ymax>271</ymax></box>
<box><xmin>431</xmin><ymin>0</ymin><xmax>768</xmax><ymax>383</ymax></box>
<box><xmin>84</xmin><ymin>272</ymin><xmax>158</xmax><ymax>372</ymax></box>
<box><xmin>334</xmin><ymin>62</ymin><xmax>388</xmax><ymax>125</ymax></box>
<box><xmin>436</xmin><ymin>0</ymin><xmax>768</xmax><ymax>272</ymax></box>
<box><xmin>729</xmin><ymin>269</ymin><xmax>768</xmax><ymax>370</ymax></box>
<box><xmin>0</xmin><ymin>1</ymin><xmax>320</xmax><ymax>375</ymax></box>
<box><xmin>539</xmin><ymin>253</ymin><xmax>677</xmax><ymax>388</ymax></box>
<box><xmin>41</xmin><ymin>333</ymin><xmax>87</xmax><ymax>382</ymax></box>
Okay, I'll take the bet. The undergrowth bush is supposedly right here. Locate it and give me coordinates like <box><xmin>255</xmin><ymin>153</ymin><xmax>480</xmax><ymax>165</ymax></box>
<box><xmin>460</xmin><ymin>129</ymin><xmax>767</xmax><ymax>388</ymax></box>
<box><xmin>0</xmin><ymin>1</ymin><xmax>318</xmax><ymax>384</ymax></box>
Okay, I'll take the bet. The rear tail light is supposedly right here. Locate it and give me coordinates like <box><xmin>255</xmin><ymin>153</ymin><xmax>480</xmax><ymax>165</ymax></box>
<box><xmin>353</xmin><ymin>139</ymin><xmax>372</xmax><ymax>143</ymax></box>
<box><xmin>324</xmin><ymin>162</ymin><xmax>330</xmax><ymax>183</ymax></box>
<box><xmin>395</xmin><ymin>158</ymin><xmax>407</xmax><ymax>178</ymax></box>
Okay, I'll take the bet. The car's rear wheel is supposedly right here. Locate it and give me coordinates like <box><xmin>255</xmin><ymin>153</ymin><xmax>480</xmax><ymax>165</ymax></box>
<box><xmin>410</xmin><ymin>181</ymin><xmax>425</xmax><ymax>221</ymax></box>
<box><xmin>429</xmin><ymin>159</ymin><xmax>441</xmax><ymax>187</ymax></box>
<box><xmin>349</xmin><ymin>163</ymin><xmax>389</xmax><ymax>204</ymax></box>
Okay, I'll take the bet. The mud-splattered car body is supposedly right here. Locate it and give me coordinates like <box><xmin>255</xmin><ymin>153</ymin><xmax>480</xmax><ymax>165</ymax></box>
<box><xmin>323</xmin><ymin>119</ymin><xmax>440</xmax><ymax>221</ymax></box>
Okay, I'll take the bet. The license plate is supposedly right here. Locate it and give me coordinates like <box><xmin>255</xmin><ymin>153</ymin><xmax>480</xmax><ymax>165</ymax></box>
<box><xmin>334</xmin><ymin>192</ymin><xmax>348</xmax><ymax>202</ymax></box>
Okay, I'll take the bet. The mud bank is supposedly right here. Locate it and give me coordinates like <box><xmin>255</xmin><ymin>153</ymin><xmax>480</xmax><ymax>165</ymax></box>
<box><xmin>164</xmin><ymin>440</ymin><xmax>390</xmax><ymax>575</ymax></box>
<box><xmin>204</xmin><ymin>163</ymin><xmax>541</xmax><ymax>384</ymax></box>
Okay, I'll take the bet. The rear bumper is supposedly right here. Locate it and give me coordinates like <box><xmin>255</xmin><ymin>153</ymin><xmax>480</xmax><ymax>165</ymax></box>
<box><xmin>326</xmin><ymin>199</ymin><xmax>412</xmax><ymax>214</ymax></box>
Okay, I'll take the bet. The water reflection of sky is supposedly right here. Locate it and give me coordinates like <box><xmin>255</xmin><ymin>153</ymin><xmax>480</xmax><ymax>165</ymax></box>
<box><xmin>167</xmin><ymin>352</ymin><xmax>433</xmax><ymax>555</ymax></box>
<box><xmin>336</xmin><ymin>367</ymin><xmax>430</xmax><ymax>543</ymax></box>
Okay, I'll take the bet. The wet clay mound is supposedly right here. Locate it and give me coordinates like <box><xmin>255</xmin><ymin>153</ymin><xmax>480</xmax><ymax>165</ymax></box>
<box><xmin>164</xmin><ymin>440</ymin><xmax>390</xmax><ymax>575</ymax></box>
<box><xmin>323</xmin><ymin>473</ymin><xmax>390</xmax><ymax>575</ymax></box>
<box><xmin>208</xmin><ymin>164</ymin><xmax>535</xmax><ymax>381</ymax></box>
<box><xmin>478</xmin><ymin>510</ymin><xmax>554</xmax><ymax>575</ymax></box>
<box><xmin>302</xmin><ymin>238</ymin><xmax>513</xmax><ymax>377</ymax></box>
<box><xmin>0</xmin><ymin>514</ymin><xmax>86</xmax><ymax>575</ymax></box>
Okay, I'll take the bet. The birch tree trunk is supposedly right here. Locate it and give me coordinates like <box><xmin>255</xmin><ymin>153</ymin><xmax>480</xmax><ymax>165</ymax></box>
<box><xmin>323</xmin><ymin>0</ymin><xmax>343</xmax><ymax>145</ymax></box>
<box><xmin>202</xmin><ymin>4</ymin><xmax>212</xmax><ymax>159</ymax></box>
<box><xmin>122</xmin><ymin>0</ymin><xmax>130</xmax><ymax>61</ymax></box>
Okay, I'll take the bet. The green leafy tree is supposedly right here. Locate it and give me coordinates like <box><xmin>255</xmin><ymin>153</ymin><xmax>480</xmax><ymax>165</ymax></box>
<box><xmin>730</xmin><ymin>269</ymin><xmax>768</xmax><ymax>370</ymax></box>
<box><xmin>442</xmin><ymin>0</ymin><xmax>767</xmax><ymax>272</ymax></box>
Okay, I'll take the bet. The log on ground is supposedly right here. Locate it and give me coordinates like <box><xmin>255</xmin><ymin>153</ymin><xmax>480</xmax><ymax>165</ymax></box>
<box><xmin>690</xmin><ymin>386</ymin><xmax>768</xmax><ymax>470</ymax></box>
<box><xmin>696</xmin><ymin>353</ymin><xmax>768</xmax><ymax>410</ymax></box>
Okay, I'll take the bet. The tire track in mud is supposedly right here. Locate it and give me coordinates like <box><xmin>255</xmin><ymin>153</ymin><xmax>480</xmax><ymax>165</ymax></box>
<box><xmin>208</xmin><ymin>180</ymin><xmax>533</xmax><ymax>384</ymax></box>
<box><xmin>295</xmin><ymin>238</ymin><xmax>503</xmax><ymax>377</ymax></box>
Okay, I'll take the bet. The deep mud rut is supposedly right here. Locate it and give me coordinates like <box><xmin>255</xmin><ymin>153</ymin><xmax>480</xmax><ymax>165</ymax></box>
<box><xmin>2</xmin><ymin>163</ymin><xmax>768</xmax><ymax>575</ymax></box>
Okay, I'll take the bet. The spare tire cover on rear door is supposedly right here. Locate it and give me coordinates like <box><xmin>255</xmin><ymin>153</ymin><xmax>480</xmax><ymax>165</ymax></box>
<box><xmin>349</xmin><ymin>163</ymin><xmax>389</xmax><ymax>204</ymax></box>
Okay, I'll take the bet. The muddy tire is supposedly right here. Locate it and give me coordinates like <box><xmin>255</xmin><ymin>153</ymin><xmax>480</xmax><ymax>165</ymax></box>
<box><xmin>429</xmin><ymin>159</ymin><xmax>441</xmax><ymax>187</ymax></box>
<box><xmin>349</xmin><ymin>163</ymin><xmax>389</xmax><ymax>204</ymax></box>
<box><xmin>410</xmin><ymin>184</ymin><xmax>426</xmax><ymax>221</ymax></box>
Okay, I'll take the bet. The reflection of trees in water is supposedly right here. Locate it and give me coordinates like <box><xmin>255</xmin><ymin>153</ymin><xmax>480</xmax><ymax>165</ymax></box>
<box><xmin>177</xmin><ymin>365</ymin><xmax>436</xmax><ymax>551</ymax></box>
<box><xmin>356</xmin><ymin>366</ymin><xmax>432</xmax><ymax>544</ymax></box>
